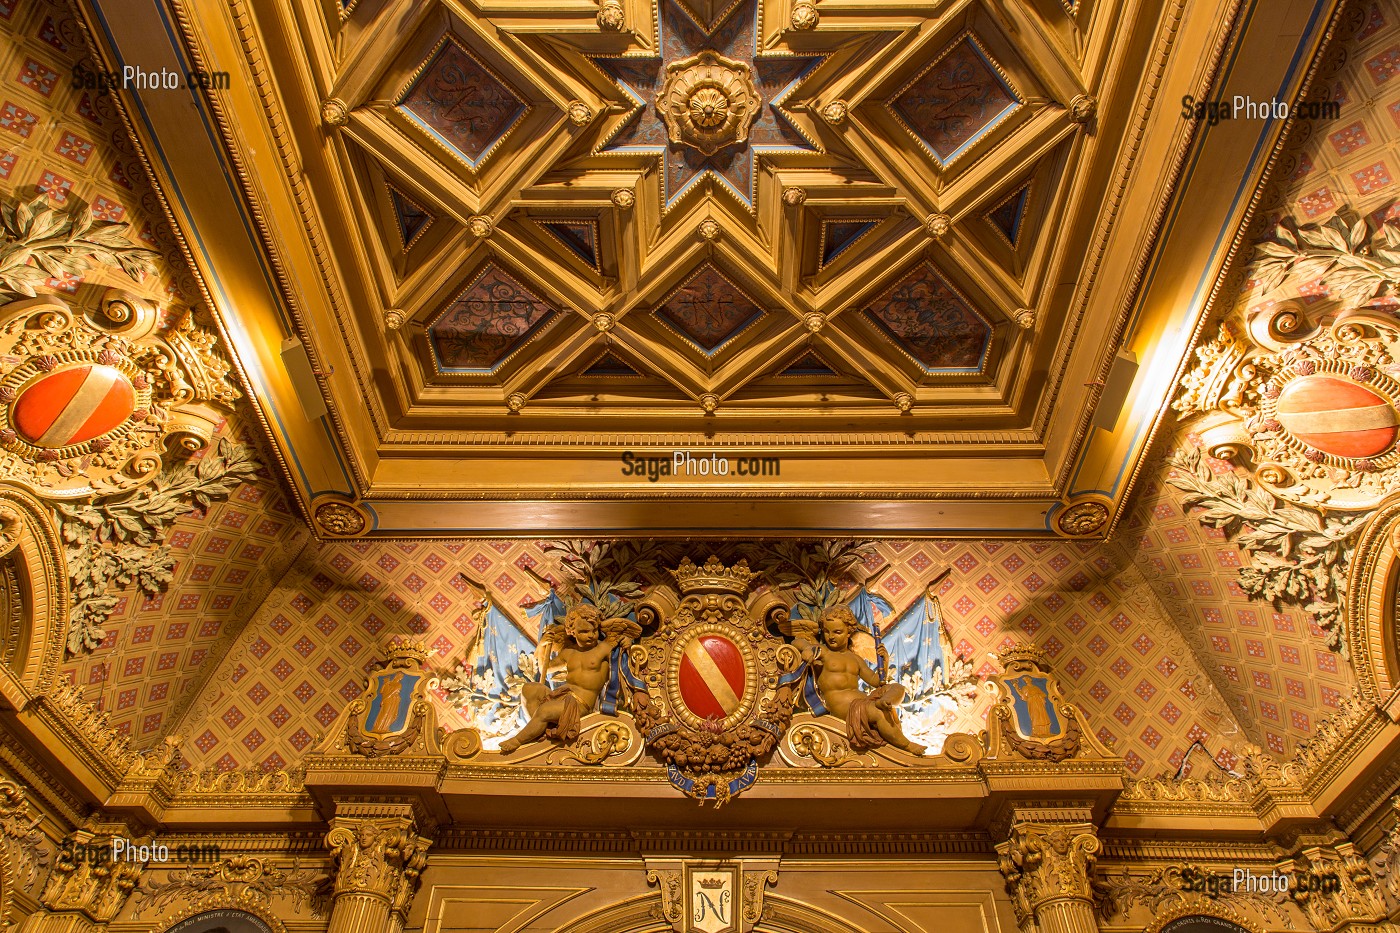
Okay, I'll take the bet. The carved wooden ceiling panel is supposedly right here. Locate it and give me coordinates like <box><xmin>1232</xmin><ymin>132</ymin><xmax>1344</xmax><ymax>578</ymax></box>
<box><xmin>93</xmin><ymin>0</ymin><xmax>1332</xmax><ymax>533</ymax></box>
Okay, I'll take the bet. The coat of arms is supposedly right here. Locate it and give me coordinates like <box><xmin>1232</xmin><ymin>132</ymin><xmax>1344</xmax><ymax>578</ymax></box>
<box><xmin>629</xmin><ymin>557</ymin><xmax>800</xmax><ymax>804</ymax></box>
<box><xmin>345</xmin><ymin>640</ymin><xmax>438</xmax><ymax>756</ymax></box>
<box><xmin>987</xmin><ymin>643</ymin><xmax>1082</xmax><ymax>761</ymax></box>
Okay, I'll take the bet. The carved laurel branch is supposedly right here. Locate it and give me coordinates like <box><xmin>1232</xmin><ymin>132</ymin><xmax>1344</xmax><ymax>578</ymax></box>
<box><xmin>53</xmin><ymin>437</ymin><xmax>261</xmax><ymax>654</ymax></box>
<box><xmin>1252</xmin><ymin>213</ymin><xmax>1400</xmax><ymax>309</ymax></box>
<box><xmin>1164</xmin><ymin>445</ymin><xmax>1362</xmax><ymax>652</ymax></box>
<box><xmin>0</xmin><ymin>194</ymin><xmax>159</xmax><ymax>300</ymax></box>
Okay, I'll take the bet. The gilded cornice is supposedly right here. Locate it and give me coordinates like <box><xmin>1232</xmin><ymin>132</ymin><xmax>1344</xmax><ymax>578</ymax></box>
<box><xmin>1109</xmin><ymin>0</ymin><xmax>1359</xmax><ymax>534</ymax></box>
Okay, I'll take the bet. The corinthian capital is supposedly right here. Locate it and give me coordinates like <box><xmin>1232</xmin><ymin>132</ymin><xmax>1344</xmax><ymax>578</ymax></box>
<box><xmin>325</xmin><ymin>804</ymin><xmax>433</xmax><ymax>917</ymax></box>
<box><xmin>1287</xmin><ymin>838</ymin><xmax>1388</xmax><ymax>931</ymax></box>
<box><xmin>996</xmin><ymin>820</ymin><xmax>1100</xmax><ymax>923</ymax></box>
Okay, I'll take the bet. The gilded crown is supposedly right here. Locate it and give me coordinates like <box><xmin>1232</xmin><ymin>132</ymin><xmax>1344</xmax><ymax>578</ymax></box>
<box><xmin>998</xmin><ymin>642</ymin><xmax>1051</xmax><ymax>672</ymax></box>
<box><xmin>386</xmin><ymin>638</ymin><xmax>432</xmax><ymax>665</ymax></box>
<box><xmin>669</xmin><ymin>556</ymin><xmax>759</xmax><ymax>595</ymax></box>
<box><xmin>697</xmin><ymin>877</ymin><xmax>726</xmax><ymax>889</ymax></box>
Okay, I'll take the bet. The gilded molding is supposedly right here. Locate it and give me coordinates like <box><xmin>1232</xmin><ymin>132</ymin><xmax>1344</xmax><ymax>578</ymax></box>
<box><xmin>133</xmin><ymin>855</ymin><xmax>329</xmax><ymax>921</ymax></box>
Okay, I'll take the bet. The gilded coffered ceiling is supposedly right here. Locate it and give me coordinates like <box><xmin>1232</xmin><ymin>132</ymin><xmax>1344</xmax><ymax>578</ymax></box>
<box><xmin>76</xmin><ymin>0</ymin><xmax>1336</xmax><ymax>534</ymax></box>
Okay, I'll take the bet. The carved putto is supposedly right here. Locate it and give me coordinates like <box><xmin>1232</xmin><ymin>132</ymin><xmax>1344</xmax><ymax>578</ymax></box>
<box><xmin>799</xmin><ymin>605</ymin><xmax>923</xmax><ymax>754</ymax></box>
<box><xmin>498</xmin><ymin>604</ymin><xmax>640</xmax><ymax>753</ymax></box>
<box><xmin>441</xmin><ymin>541</ymin><xmax>989</xmax><ymax>800</ymax></box>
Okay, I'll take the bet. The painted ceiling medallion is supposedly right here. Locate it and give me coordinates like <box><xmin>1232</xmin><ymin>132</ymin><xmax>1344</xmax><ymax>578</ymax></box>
<box><xmin>13</xmin><ymin>365</ymin><xmax>135</xmax><ymax>448</ymax></box>
<box><xmin>659</xmin><ymin>50</ymin><xmax>762</xmax><ymax>156</ymax></box>
<box><xmin>1275</xmin><ymin>374</ymin><xmax>1398</xmax><ymax>460</ymax></box>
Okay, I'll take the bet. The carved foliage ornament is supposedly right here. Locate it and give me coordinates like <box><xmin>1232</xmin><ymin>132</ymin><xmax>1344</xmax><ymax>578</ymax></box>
<box><xmin>133</xmin><ymin>856</ymin><xmax>330</xmax><ymax>920</ymax></box>
<box><xmin>996</xmin><ymin>822</ymin><xmax>1100</xmax><ymax>927</ymax></box>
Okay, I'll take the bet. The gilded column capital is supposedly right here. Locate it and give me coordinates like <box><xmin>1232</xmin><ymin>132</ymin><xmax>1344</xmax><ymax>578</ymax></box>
<box><xmin>41</xmin><ymin>819</ymin><xmax>148</xmax><ymax>922</ymax></box>
<box><xmin>325</xmin><ymin>802</ymin><xmax>434</xmax><ymax>925</ymax></box>
<box><xmin>996</xmin><ymin>819</ymin><xmax>1100</xmax><ymax>931</ymax></box>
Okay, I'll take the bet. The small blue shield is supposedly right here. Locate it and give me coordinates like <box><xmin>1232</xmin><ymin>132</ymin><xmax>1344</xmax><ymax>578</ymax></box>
<box><xmin>1007</xmin><ymin>674</ymin><xmax>1061</xmax><ymax>740</ymax></box>
<box><xmin>362</xmin><ymin>671</ymin><xmax>422</xmax><ymax>736</ymax></box>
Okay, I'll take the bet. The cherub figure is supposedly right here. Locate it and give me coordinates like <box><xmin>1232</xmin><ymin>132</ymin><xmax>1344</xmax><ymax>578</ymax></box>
<box><xmin>804</xmin><ymin>606</ymin><xmax>925</xmax><ymax>755</ymax></box>
<box><xmin>498</xmin><ymin>604</ymin><xmax>639</xmax><ymax>753</ymax></box>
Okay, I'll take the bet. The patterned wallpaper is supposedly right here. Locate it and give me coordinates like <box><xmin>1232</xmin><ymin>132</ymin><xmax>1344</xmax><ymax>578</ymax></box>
<box><xmin>174</xmin><ymin>537</ymin><xmax>1246</xmax><ymax>777</ymax></box>
<box><xmin>1125</xmin><ymin>459</ymin><xmax>1355</xmax><ymax>761</ymax></box>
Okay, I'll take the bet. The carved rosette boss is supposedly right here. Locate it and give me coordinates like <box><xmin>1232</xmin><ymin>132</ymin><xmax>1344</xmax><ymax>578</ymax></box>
<box><xmin>659</xmin><ymin>51</ymin><xmax>762</xmax><ymax>156</ymax></box>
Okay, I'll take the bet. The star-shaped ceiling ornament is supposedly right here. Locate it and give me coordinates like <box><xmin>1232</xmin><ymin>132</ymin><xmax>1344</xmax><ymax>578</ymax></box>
<box><xmin>589</xmin><ymin>0</ymin><xmax>821</xmax><ymax>211</ymax></box>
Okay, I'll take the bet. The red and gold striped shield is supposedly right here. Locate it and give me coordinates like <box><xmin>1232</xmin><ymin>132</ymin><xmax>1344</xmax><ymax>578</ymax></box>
<box><xmin>677</xmin><ymin>633</ymin><xmax>747</xmax><ymax>722</ymax></box>
<box><xmin>12</xmin><ymin>365</ymin><xmax>135</xmax><ymax>448</ymax></box>
<box><xmin>1276</xmin><ymin>375</ymin><xmax>1399</xmax><ymax>459</ymax></box>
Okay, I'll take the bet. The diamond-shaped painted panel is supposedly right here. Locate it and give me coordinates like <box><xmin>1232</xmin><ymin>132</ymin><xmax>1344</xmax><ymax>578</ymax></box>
<box><xmin>864</xmin><ymin>263</ymin><xmax>992</xmax><ymax>371</ymax></box>
<box><xmin>429</xmin><ymin>263</ymin><xmax>557</xmax><ymax>371</ymax></box>
<box><xmin>888</xmin><ymin>35</ymin><xmax>1019</xmax><ymax>164</ymax></box>
<box><xmin>398</xmin><ymin>37</ymin><xmax>527</xmax><ymax>168</ymax></box>
<box><xmin>653</xmin><ymin>263</ymin><xmax>765</xmax><ymax>355</ymax></box>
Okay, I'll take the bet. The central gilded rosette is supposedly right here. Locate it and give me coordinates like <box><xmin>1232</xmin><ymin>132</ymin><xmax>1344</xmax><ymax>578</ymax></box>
<box><xmin>658</xmin><ymin>50</ymin><xmax>762</xmax><ymax>156</ymax></box>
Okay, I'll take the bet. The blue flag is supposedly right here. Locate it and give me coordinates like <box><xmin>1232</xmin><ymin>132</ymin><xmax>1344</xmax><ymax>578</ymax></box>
<box><xmin>882</xmin><ymin>594</ymin><xmax>946</xmax><ymax>696</ymax></box>
<box><xmin>474</xmin><ymin>602</ymin><xmax>540</xmax><ymax>696</ymax></box>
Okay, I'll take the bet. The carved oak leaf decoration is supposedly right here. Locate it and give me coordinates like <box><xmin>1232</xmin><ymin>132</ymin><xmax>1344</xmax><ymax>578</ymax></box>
<box><xmin>1253</xmin><ymin>213</ymin><xmax>1400</xmax><ymax>307</ymax></box>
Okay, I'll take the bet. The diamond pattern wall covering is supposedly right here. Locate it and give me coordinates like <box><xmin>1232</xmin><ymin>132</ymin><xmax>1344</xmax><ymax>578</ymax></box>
<box><xmin>57</xmin><ymin>414</ymin><xmax>309</xmax><ymax>743</ymax></box>
<box><xmin>174</xmin><ymin>537</ymin><xmax>1245</xmax><ymax>777</ymax></box>
<box><xmin>1127</xmin><ymin>453</ymin><xmax>1357</xmax><ymax>763</ymax></box>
